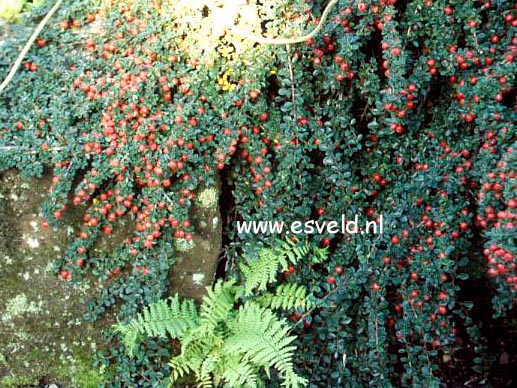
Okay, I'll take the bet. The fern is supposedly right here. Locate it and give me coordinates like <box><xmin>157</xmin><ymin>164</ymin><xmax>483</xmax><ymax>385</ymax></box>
<box><xmin>116</xmin><ymin>239</ymin><xmax>328</xmax><ymax>387</ymax></box>
<box><xmin>240</xmin><ymin>239</ymin><xmax>326</xmax><ymax>296</ymax></box>
<box><xmin>224</xmin><ymin>302</ymin><xmax>306</xmax><ymax>388</ymax></box>
<box><xmin>219</xmin><ymin>355</ymin><xmax>262</xmax><ymax>388</ymax></box>
<box><xmin>169</xmin><ymin>336</ymin><xmax>214</xmax><ymax>384</ymax></box>
<box><xmin>257</xmin><ymin>283</ymin><xmax>311</xmax><ymax>311</ymax></box>
<box><xmin>277</xmin><ymin>239</ymin><xmax>310</xmax><ymax>264</ymax></box>
<box><xmin>199</xmin><ymin>279</ymin><xmax>236</xmax><ymax>330</ymax></box>
<box><xmin>240</xmin><ymin>247</ymin><xmax>286</xmax><ymax>295</ymax></box>
<box><xmin>311</xmin><ymin>244</ymin><xmax>329</xmax><ymax>264</ymax></box>
<box><xmin>115</xmin><ymin>294</ymin><xmax>199</xmax><ymax>356</ymax></box>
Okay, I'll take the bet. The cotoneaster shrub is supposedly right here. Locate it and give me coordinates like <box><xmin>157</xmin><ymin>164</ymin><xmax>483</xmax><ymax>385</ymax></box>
<box><xmin>0</xmin><ymin>0</ymin><xmax>516</xmax><ymax>387</ymax></box>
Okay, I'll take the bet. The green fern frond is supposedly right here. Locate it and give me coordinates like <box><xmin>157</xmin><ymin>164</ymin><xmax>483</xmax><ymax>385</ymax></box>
<box><xmin>240</xmin><ymin>247</ymin><xmax>285</xmax><ymax>295</ymax></box>
<box><xmin>219</xmin><ymin>356</ymin><xmax>261</xmax><ymax>388</ymax></box>
<box><xmin>279</xmin><ymin>239</ymin><xmax>329</xmax><ymax>265</ymax></box>
<box><xmin>282</xmin><ymin>372</ymin><xmax>310</xmax><ymax>388</ymax></box>
<box><xmin>224</xmin><ymin>302</ymin><xmax>305</xmax><ymax>388</ymax></box>
<box><xmin>179</xmin><ymin>324</ymin><xmax>211</xmax><ymax>355</ymax></box>
<box><xmin>115</xmin><ymin>295</ymin><xmax>200</xmax><ymax>356</ymax></box>
<box><xmin>198</xmin><ymin>354</ymin><xmax>219</xmax><ymax>388</ymax></box>
<box><xmin>200</xmin><ymin>279</ymin><xmax>237</xmax><ymax>330</ymax></box>
<box><xmin>277</xmin><ymin>239</ymin><xmax>310</xmax><ymax>264</ymax></box>
<box><xmin>311</xmin><ymin>245</ymin><xmax>329</xmax><ymax>264</ymax></box>
<box><xmin>258</xmin><ymin>283</ymin><xmax>311</xmax><ymax>311</ymax></box>
<box><xmin>168</xmin><ymin>333</ymin><xmax>218</xmax><ymax>386</ymax></box>
<box><xmin>240</xmin><ymin>239</ymin><xmax>328</xmax><ymax>296</ymax></box>
<box><xmin>168</xmin><ymin>354</ymin><xmax>194</xmax><ymax>385</ymax></box>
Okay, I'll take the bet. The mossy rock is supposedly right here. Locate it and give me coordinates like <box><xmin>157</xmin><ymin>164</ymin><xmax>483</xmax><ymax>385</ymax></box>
<box><xmin>0</xmin><ymin>169</ymin><xmax>225</xmax><ymax>385</ymax></box>
<box><xmin>0</xmin><ymin>170</ymin><xmax>111</xmax><ymax>387</ymax></box>
<box><xmin>168</xmin><ymin>177</ymin><xmax>223</xmax><ymax>301</ymax></box>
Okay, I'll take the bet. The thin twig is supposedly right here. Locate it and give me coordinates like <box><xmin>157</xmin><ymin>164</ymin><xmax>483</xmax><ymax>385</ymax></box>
<box><xmin>201</xmin><ymin>0</ymin><xmax>338</xmax><ymax>45</ymax></box>
<box><xmin>291</xmin><ymin>286</ymin><xmax>340</xmax><ymax>330</ymax></box>
<box><xmin>0</xmin><ymin>145</ymin><xmax>64</xmax><ymax>154</ymax></box>
<box><xmin>286</xmin><ymin>44</ymin><xmax>297</xmax><ymax>119</ymax></box>
<box><xmin>0</xmin><ymin>0</ymin><xmax>63</xmax><ymax>94</ymax></box>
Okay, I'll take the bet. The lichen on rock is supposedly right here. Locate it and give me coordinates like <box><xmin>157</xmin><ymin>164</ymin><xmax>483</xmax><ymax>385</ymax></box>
<box><xmin>196</xmin><ymin>187</ymin><xmax>219</xmax><ymax>210</ymax></box>
<box><xmin>1</xmin><ymin>293</ymin><xmax>43</xmax><ymax>324</ymax></box>
<box><xmin>174</xmin><ymin>237</ymin><xmax>196</xmax><ymax>252</ymax></box>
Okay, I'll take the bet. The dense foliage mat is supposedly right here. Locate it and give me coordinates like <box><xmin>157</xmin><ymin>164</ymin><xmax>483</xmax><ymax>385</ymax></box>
<box><xmin>0</xmin><ymin>0</ymin><xmax>516</xmax><ymax>387</ymax></box>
